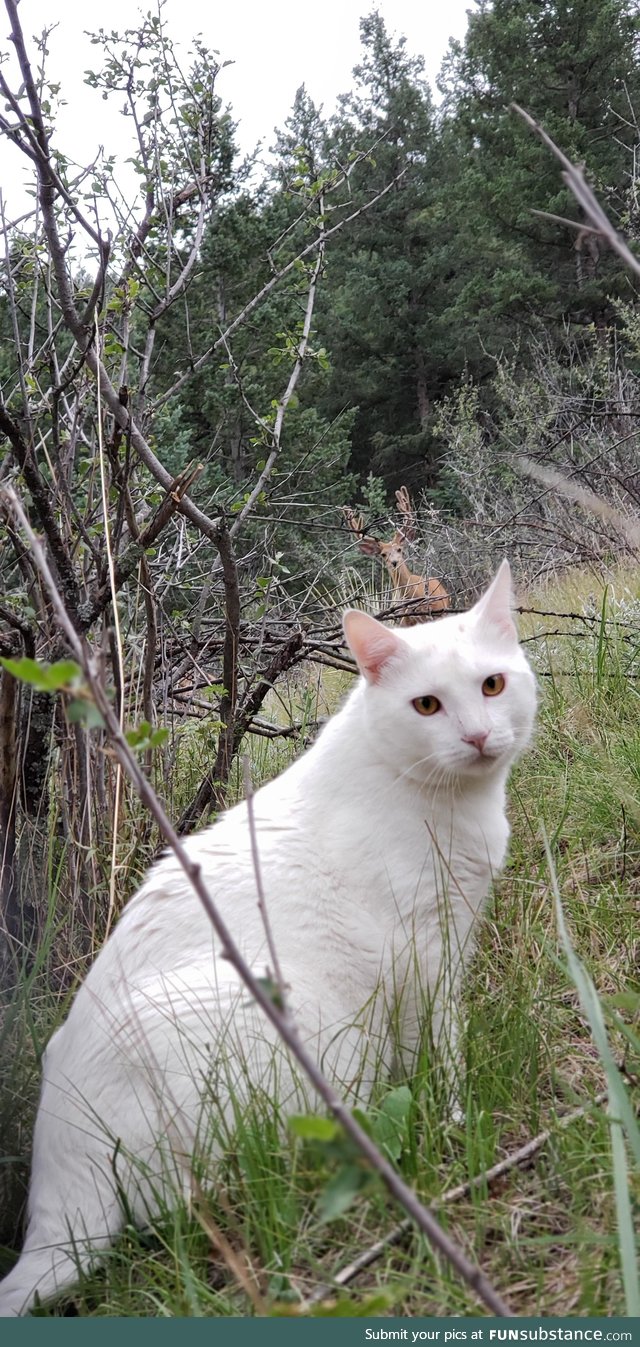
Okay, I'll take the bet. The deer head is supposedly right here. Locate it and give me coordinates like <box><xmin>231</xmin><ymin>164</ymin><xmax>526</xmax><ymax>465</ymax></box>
<box><xmin>342</xmin><ymin>504</ymin><xmax>407</xmax><ymax>566</ymax></box>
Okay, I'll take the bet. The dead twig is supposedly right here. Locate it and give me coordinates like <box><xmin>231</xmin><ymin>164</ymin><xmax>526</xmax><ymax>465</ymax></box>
<box><xmin>512</xmin><ymin>102</ymin><xmax>640</xmax><ymax>280</ymax></box>
<box><xmin>229</xmin><ymin>200</ymin><xmax>326</xmax><ymax>537</ymax></box>
<box><xmin>304</xmin><ymin>1088</ymin><xmax>610</xmax><ymax>1307</ymax></box>
<box><xmin>80</xmin><ymin>461</ymin><xmax>204</xmax><ymax>630</ymax></box>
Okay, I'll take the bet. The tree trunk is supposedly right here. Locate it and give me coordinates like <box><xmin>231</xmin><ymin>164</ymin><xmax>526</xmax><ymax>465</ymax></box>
<box><xmin>415</xmin><ymin>347</ymin><xmax>430</xmax><ymax>429</ymax></box>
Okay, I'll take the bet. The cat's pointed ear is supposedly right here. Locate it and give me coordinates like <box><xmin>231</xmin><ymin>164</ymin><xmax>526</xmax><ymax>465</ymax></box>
<box><xmin>471</xmin><ymin>559</ymin><xmax>517</xmax><ymax>642</ymax></box>
<box><xmin>343</xmin><ymin>610</ymin><xmax>406</xmax><ymax>684</ymax></box>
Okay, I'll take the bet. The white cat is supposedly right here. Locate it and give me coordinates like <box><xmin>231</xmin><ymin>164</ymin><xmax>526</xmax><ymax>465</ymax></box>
<box><xmin>0</xmin><ymin>560</ymin><xmax>536</xmax><ymax>1316</ymax></box>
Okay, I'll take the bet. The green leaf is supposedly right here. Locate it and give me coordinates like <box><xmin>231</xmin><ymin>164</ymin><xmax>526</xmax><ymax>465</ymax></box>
<box><xmin>0</xmin><ymin>657</ymin><xmax>82</xmax><ymax>692</ymax></box>
<box><xmin>44</xmin><ymin>660</ymin><xmax>83</xmax><ymax>689</ymax></box>
<box><xmin>125</xmin><ymin>722</ymin><xmax>169</xmax><ymax>753</ymax></box>
<box><xmin>126</xmin><ymin>721</ymin><xmax>151</xmax><ymax>747</ymax></box>
<box><xmin>310</xmin><ymin>1291</ymin><xmax>396</xmax><ymax>1318</ymax></box>
<box><xmin>254</xmin><ymin>975</ymin><xmax>285</xmax><ymax>1010</ymax></box>
<box><xmin>288</xmin><ymin>1114</ymin><xmax>340</xmax><ymax>1143</ymax></box>
<box><xmin>371</xmin><ymin>1086</ymin><xmax>412</xmax><ymax>1162</ymax></box>
<box><xmin>350</xmin><ymin>1107</ymin><xmax>373</xmax><ymax>1137</ymax></box>
<box><xmin>316</xmin><ymin>1163</ymin><xmax>368</xmax><ymax>1224</ymax></box>
<box><xmin>66</xmin><ymin>700</ymin><xmax>105</xmax><ymax>729</ymax></box>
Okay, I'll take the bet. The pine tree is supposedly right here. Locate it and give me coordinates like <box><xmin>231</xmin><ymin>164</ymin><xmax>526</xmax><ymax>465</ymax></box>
<box><xmin>436</xmin><ymin>0</ymin><xmax>640</xmax><ymax>369</ymax></box>
<box><xmin>312</xmin><ymin>12</ymin><xmax>444</xmax><ymax>488</ymax></box>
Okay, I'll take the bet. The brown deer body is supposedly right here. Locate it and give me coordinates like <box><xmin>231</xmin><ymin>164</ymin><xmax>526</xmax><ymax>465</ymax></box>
<box><xmin>343</xmin><ymin>487</ymin><xmax>449</xmax><ymax>626</ymax></box>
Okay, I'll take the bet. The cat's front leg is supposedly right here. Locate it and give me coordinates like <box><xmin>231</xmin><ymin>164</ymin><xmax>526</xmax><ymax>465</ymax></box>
<box><xmin>430</xmin><ymin>996</ymin><xmax>465</xmax><ymax>1124</ymax></box>
<box><xmin>395</xmin><ymin>974</ymin><xmax>465</xmax><ymax>1124</ymax></box>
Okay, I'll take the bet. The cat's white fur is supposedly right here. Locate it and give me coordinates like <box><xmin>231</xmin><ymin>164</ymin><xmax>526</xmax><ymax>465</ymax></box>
<box><xmin>0</xmin><ymin>560</ymin><xmax>536</xmax><ymax>1315</ymax></box>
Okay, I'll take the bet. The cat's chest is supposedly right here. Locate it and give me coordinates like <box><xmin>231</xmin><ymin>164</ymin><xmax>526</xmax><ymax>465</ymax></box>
<box><xmin>325</xmin><ymin>787</ymin><xmax>507</xmax><ymax>914</ymax></box>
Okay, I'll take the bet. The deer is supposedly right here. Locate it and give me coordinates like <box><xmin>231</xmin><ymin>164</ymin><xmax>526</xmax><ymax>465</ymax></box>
<box><xmin>342</xmin><ymin>486</ymin><xmax>450</xmax><ymax>626</ymax></box>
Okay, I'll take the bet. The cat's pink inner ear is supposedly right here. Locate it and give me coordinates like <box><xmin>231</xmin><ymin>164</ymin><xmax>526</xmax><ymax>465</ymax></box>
<box><xmin>472</xmin><ymin>559</ymin><xmax>517</xmax><ymax>642</ymax></box>
<box><xmin>343</xmin><ymin>610</ymin><xmax>405</xmax><ymax>684</ymax></box>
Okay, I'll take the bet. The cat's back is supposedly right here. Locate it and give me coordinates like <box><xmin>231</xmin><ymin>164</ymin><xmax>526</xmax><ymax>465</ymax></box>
<box><xmin>55</xmin><ymin>744</ymin><xmax>332</xmax><ymax>1031</ymax></box>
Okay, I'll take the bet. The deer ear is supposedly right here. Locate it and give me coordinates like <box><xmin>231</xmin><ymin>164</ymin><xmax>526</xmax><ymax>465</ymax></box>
<box><xmin>471</xmin><ymin>559</ymin><xmax>517</xmax><ymax>642</ymax></box>
<box><xmin>358</xmin><ymin>538</ymin><xmax>381</xmax><ymax>557</ymax></box>
<box><xmin>343</xmin><ymin>610</ymin><xmax>406</xmax><ymax>684</ymax></box>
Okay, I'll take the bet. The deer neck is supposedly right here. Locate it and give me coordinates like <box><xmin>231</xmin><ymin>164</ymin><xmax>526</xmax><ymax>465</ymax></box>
<box><xmin>385</xmin><ymin>556</ymin><xmax>419</xmax><ymax>597</ymax></box>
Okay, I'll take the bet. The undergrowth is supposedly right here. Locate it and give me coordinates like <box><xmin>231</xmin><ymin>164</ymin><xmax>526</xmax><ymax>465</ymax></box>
<box><xmin>0</xmin><ymin>565</ymin><xmax>638</xmax><ymax>1316</ymax></box>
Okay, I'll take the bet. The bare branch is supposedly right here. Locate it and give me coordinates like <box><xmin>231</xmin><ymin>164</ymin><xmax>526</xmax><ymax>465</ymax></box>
<box><xmin>80</xmin><ymin>460</ymin><xmax>204</xmax><ymax>630</ymax></box>
<box><xmin>512</xmin><ymin>102</ymin><xmax>640</xmax><ymax>280</ymax></box>
<box><xmin>0</xmin><ymin>402</ymin><xmax>82</xmax><ymax>623</ymax></box>
<box><xmin>0</xmin><ymin>4</ymin><xmax>103</xmax><ymax>250</ymax></box>
<box><xmin>152</xmin><ymin>170</ymin><xmax>407</xmax><ymax>414</ymax></box>
<box><xmin>229</xmin><ymin>201</ymin><xmax>327</xmax><ymax>537</ymax></box>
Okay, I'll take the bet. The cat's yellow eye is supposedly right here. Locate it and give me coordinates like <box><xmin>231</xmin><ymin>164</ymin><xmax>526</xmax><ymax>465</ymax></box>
<box><xmin>482</xmin><ymin>674</ymin><xmax>505</xmax><ymax>697</ymax></box>
<box><xmin>413</xmin><ymin>695</ymin><xmax>441</xmax><ymax>716</ymax></box>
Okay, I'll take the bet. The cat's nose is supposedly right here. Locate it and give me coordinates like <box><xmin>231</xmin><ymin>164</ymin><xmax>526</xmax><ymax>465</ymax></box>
<box><xmin>463</xmin><ymin>730</ymin><xmax>489</xmax><ymax>753</ymax></box>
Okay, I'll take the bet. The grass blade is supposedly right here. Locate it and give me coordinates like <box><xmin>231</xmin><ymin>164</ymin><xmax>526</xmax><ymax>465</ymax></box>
<box><xmin>543</xmin><ymin>831</ymin><xmax>640</xmax><ymax>1316</ymax></box>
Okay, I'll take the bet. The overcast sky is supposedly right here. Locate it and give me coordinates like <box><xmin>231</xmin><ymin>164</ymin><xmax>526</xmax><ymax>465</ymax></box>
<box><xmin>2</xmin><ymin>0</ymin><xmax>472</xmax><ymax>215</ymax></box>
